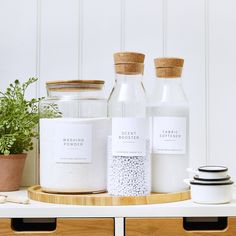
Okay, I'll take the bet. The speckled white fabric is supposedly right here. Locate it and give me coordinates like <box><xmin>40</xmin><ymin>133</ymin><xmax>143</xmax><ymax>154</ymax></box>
<box><xmin>107</xmin><ymin>137</ymin><xmax>151</xmax><ymax>196</ymax></box>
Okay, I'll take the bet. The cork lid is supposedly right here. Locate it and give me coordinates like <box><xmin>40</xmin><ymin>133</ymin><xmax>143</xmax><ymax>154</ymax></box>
<box><xmin>46</xmin><ymin>80</ymin><xmax>105</xmax><ymax>92</ymax></box>
<box><xmin>114</xmin><ymin>52</ymin><xmax>145</xmax><ymax>75</ymax></box>
<box><xmin>114</xmin><ymin>52</ymin><xmax>145</xmax><ymax>64</ymax></box>
<box><xmin>154</xmin><ymin>57</ymin><xmax>184</xmax><ymax>78</ymax></box>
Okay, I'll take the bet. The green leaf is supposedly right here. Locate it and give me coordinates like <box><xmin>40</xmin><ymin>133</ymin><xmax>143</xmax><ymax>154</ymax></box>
<box><xmin>0</xmin><ymin>77</ymin><xmax>60</xmax><ymax>154</ymax></box>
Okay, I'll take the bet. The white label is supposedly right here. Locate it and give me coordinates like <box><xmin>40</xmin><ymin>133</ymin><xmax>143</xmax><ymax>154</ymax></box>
<box><xmin>112</xmin><ymin>117</ymin><xmax>147</xmax><ymax>156</ymax></box>
<box><xmin>42</xmin><ymin>119</ymin><xmax>92</xmax><ymax>163</ymax></box>
<box><xmin>152</xmin><ymin>116</ymin><xmax>186</xmax><ymax>154</ymax></box>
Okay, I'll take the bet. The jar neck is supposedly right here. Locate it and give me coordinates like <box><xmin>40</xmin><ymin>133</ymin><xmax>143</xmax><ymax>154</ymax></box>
<box><xmin>156</xmin><ymin>77</ymin><xmax>184</xmax><ymax>95</ymax></box>
<box><xmin>157</xmin><ymin>77</ymin><xmax>182</xmax><ymax>84</ymax></box>
<box><xmin>115</xmin><ymin>73</ymin><xmax>143</xmax><ymax>84</ymax></box>
<box><xmin>114</xmin><ymin>73</ymin><xmax>145</xmax><ymax>95</ymax></box>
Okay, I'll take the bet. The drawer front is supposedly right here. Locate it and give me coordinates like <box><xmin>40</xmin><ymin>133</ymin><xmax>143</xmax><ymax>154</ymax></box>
<box><xmin>0</xmin><ymin>218</ymin><xmax>114</xmax><ymax>236</ymax></box>
<box><xmin>126</xmin><ymin>217</ymin><xmax>236</xmax><ymax>236</ymax></box>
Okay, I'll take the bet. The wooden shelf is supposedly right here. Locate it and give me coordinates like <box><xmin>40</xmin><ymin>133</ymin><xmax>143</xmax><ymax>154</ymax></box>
<box><xmin>0</xmin><ymin>188</ymin><xmax>236</xmax><ymax>218</ymax></box>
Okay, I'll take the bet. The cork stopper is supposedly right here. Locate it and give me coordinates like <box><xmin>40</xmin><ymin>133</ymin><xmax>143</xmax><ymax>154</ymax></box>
<box><xmin>114</xmin><ymin>52</ymin><xmax>145</xmax><ymax>64</ymax></box>
<box><xmin>154</xmin><ymin>57</ymin><xmax>184</xmax><ymax>78</ymax></box>
<box><xmin>114</xmin><ymin>52</ymin><xmax>145</xmax><ymax>75</ymax></box>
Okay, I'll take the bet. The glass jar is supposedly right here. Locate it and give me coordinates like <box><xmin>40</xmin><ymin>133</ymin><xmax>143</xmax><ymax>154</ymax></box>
<box><xmin>40</xmin><ymin>80</ymin><xmax>110</xmax><ymax>193</ymax></box>
<box><xmin>147</xmin><ymin>58</ymin><xmax>189</xmax><ymax>193</ymax></box>
<box><xmin>107</xmin><ymin>52</ymin><xmax>151</xmax><ymax>196</ymax></box>
<box><xmin>43</xmin><ymin>80</ymin><xmax>107</xmax><ymax>118</ymax></box>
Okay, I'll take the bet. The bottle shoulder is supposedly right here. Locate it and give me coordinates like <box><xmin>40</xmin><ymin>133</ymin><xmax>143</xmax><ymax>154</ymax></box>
<box><xmin>147</xmin><ymin>80</ymin><xmax>188</xmax><ymax>106</ymax></box>
<box><xmin>108</xmin><ymin>83</ymin><xmax>146</xmax><ymax>104</ymax></box>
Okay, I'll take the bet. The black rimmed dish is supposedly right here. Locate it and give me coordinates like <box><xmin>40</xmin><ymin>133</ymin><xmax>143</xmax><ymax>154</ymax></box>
<box><xmin>193</xmin><ymin>175</ymin><xmax>231</xmax><ymax>183</ymax></box>
<box><xmin>190</xmin><ymin>180</ymin><xmax>233</xmax><ymax>186</ymax></box>
<box><xmin>198</xmin><ymin>166</ymin><xmax>228</xmax><ymax>179</ymax></box>
<box><xmin>198</xmin><ymin>165</ymin><xmax>228</xmax><ymax>172</ymax></box>
<box><xmin>187</xmin><ymin>166</ymin><xmax>228</xmax><ymax>179</ymax></box>
<box><xmin>188</xmin><ymin>180</ymin><xmax>233</xmax><ymax>204</ymax></box>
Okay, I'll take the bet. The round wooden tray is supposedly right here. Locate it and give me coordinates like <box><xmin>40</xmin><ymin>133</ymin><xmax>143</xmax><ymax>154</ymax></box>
<box><xmin>28</xmin><ymin>185</ymin><xmax>190</xmax><ymax>206</ymax></box>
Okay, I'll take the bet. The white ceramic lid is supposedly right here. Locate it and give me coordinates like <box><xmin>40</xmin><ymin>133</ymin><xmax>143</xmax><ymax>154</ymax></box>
<box><xmin>198</xmin><ymin>166</ymin><xmax>228</xmax><ymax>173</ymax></box>
<box><xmin>193</xmin><ymin>175</ymin><xmax>231</xmax><ymax>182</ymax></box>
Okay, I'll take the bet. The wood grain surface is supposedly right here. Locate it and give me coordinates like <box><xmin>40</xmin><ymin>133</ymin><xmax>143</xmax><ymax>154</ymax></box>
<box><xmin>125</xmin><ymin>217</ymin><xmax>236</xmax><ymax>236</ymax></box>
<box><xmin>28</xmin><ymin>185</ymin><xmax>190</xmax><ymax>206</ymax></box>
<box><xmin>0</xmin><ymin>218</ymin><xmax>114</xmax><ymax>236</ymax></box>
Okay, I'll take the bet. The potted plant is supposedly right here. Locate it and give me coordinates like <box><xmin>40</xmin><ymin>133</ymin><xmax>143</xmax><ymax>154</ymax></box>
<box><xmin>0</xmin><ymin>78</ymin><xmax>43</xmax><ymax>191</ymax></box>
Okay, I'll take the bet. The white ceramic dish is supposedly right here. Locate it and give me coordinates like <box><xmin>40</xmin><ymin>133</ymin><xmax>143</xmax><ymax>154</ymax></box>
<box><xmin>193</xmin><ymin>175</ymin><xmax>231</xmax><ymax>183</ymax></box>
<box><xmin>185</xmin><ymin>179</ymin><xmax>233</xmax><ymax>204</ymax></box>
<box><xmin>187</xmin><ymin>166</ymin><xmax>228</xmax><ymax>179</ymax></box>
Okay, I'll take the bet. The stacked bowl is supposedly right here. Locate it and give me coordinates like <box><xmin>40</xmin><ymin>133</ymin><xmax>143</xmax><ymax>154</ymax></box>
<box><xmin>186</xmin><ymin>166</ymin><xmax>234</xmax><ymax>204</ymax></box>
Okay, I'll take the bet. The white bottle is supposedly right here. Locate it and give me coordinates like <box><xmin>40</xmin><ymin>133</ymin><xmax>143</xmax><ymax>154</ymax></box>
<box><xmin>107</xmin><ymin>52</ymin><xmax>151</xmax><ymax>196</ymax></box>
<box><xmin>147</xmin><ymin>57</ymin><xmax>189</xmax><ymax>193</ymax></box>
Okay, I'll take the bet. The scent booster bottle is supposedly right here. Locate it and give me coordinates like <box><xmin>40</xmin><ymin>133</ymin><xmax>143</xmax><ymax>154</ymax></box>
<box><xmin>147</xmin><ymin>58</ymin><xmax>189</xmax><ymax>193</ymax></box>
<box><xmin>107</xmin><ymin>52</ymin><xmax>151</xmax><ymax>196</ymax></box>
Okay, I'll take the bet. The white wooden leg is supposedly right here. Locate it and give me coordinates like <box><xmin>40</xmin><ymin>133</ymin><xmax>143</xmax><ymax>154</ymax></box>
<box><xmin>115</xmin><ymin>217</ymin><xmax>124</xmax><ymax>236</ymax></box>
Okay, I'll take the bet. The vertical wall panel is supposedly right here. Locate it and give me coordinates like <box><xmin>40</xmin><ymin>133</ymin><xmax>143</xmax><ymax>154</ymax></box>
<box><xmin>82</xmin><ymin>0</ymin><xmax>121</xmax><ymax>96</ymax></box>
<box><xmin>0</xmin><ymin>0</ymin><xmax>38</xmax><ymax>186</ymax></box>
<box><xmin>0</xmin><ymin>0</ymin><xmax>37</xmax><ymax>87</ymax></box>
<box><xmin>208</xmin><ymin>0</ymin><xmax>236</xmax><ymax>179</ymax></box>
<box><xmin>125</xmin><ymin>0</ymin><xmax>163</xmax><ymax>92</ymax></box>
<box><xmin>166</xmin><ymin>0</ymin><xmax>206</xmax><ymax>168</ymax></box>
<box><xmin>40</xmin><ymin>0</ymin><xmax>79</xmax><ymax>97</ymax></box>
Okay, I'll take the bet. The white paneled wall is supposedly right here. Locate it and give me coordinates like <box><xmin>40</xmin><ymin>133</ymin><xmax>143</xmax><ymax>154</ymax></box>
<box><xmin>166</xmin><ymin>0</ymin><xmax>206</xmax><ymax>168</ymax></box>
<box><xmin>40</xmin><ymin>0</ymin><xmax>80</xmax><ymax>97</ymax></box>
<box><xmin>0</xmin><ymin>0</ymin><xmax>236</xmax><ymax>185</ymax></box>
<box><xmin>208</xmin><ymin>0</ymin><xmax>236</xmax><ymax>177</ymax></box>
<box><xmin>124</xmin><ymin>0</ymin><xmax>163</xmax><ymax>92</ymax></box>
<box><xmin>82</xmin><ymin>0</ymin><xmax>121</xmax><ymax>96</ymax></box>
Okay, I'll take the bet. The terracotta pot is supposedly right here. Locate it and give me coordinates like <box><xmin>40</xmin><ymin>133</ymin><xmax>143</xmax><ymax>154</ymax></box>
<box><xmin>0</xmin><ymin>154</ymin><xmax>27</xmax><ymax>191</ymax></box>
